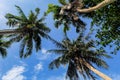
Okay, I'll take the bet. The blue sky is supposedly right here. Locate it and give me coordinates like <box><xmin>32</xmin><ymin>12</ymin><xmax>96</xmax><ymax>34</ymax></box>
<box><xmin>0</xmin><ymin>0</ymin><xmax>120</xmax><ymax>80</ymax></box>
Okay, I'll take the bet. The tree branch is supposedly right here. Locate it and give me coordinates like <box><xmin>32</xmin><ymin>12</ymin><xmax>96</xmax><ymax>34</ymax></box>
<box><xmin>77</xmin><ymin>0</ymin><xmax>116</xmax><ymax>13</ymax></box>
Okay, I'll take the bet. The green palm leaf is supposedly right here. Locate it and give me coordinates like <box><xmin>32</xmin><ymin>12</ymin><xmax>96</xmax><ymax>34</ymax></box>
<box><xmin>47</xmin><ymin>49</ymin><xmax>67</xmax><ymax>54</ymax></box>
<box><xmin>59</xmin><ymin>0</ymin><xmax>67</xmax><ymax>5</ymax></box>
<box><xmin>0</xmin><ymin>35</ymin><xmax>11</xmax><ymax>58</ymax></box>
<box><xmin>5</xmin><ymin>6</ymin><xmax>53</xmax><ymax>58</ymax></box>
<box><xmin>0</xmin><ymin>47</ymin><xmax>7</xmax><ymax>58</ymax></box>
<box><xmin>15</xmin><ymin>5</ymin><xmax>27</xmax><ymax>20</ymax></box>
<box><xmin>66</xmin><ymin>61</ymin><xmax>79</xmax><ymax>80</ymax></box>
<box><xmin>48</xmin><ymin>34</ymin><xmax>111</xmax><ymax>80</ymax></box>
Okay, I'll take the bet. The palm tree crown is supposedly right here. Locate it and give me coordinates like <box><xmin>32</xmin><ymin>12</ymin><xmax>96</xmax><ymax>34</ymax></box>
<box><xmin>5</xmin><ymin>6</ymin><xmax>51</xmax><ymax>58</ymax></box>
<box><xmin>46</xmin><ymin>1</ymin><xmax>86</xmax><ymax>33</ymax></box>
<box><xmin>47</xmin><ymin>34</ymin><xmax>111</xmax><ymax>80</ymax></box>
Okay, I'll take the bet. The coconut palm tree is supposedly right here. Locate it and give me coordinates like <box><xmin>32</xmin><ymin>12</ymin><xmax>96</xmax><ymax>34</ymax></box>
<box><xmin>46</xmin><ymin>1</ymin><xmax>86</xmax><ymax>33</ymax></box>
<box><xmin>47</xmin><ymin>34</ymin><xmax>112</xmax><ymax>80</ymax></box>
<box><xmin>0</xmin><ymin>35</ymin><xmax>11</xmax><ymax>58</ymax></box>
<box><xmin>3</xmin><ymin>5</ymin><xmax>52</xmax><ymax>58</ymax></box>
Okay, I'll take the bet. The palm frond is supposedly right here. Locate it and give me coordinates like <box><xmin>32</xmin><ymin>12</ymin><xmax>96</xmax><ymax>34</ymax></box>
<box><xmin>85</xmin><ymin>40</ymin><xmax>95</xmax><ymax>48</ymax></box>
<box><xmin>24</xmin><ymin>35</ymin><xmax>33</xmax><ymax>58</ymax></box>
<box><xmin>49</xmin><ymin>55</ymin><xmax>69</xmax><ymax>69</ymax></box>
<box><xmin>58</xmin><ymin>0</ymin><xmax>67</xmax><ymax>5</ymax></box>
<box><xmin>82</xmin><ymin>66</ymin><xmax>96</xmax><ymax>80</ymax></box>
<box><xmin>0</xmin><ymin>47</ymin><xmax>7</xmax><ymax>58</ymax></box>
<box><xmin>0</xmin><ymin>39</ymin><xmax>11</xmax><ymax>48</ymax></box>
<box><xmin>35</xmin><ymin>8</ymin><xmax>40</xmax><ymax>18</ymax></box>
<box><xmin>86</xmin><ymin>57</ymin><xmax>109</xmax><ymax>69</ymax></box>
<box><xmin>15</xmin><ymin>5</ymin><xmax>27</xmax><ymax>21</ymax></box>
<box><xmin>6</xmin><ymin>19</ymin><xmax>19</xmax><ymax>27</ymax></box>
<box><xmin>49</xmin><ymin>58</ymin><xmax>61</xmax><ymax>69</ymax></box>
<box><xmin>19</xmin><ymin>39</ymin><xmax>26</xmax><ymax>58</ymax></box>
<box><xmin>28</xmin><ymin>11</ymin><xmax>36</xmax><ymax>23</ymax></box>
<box><xmin>8</xmin><ymin>34</ymin><xmax>23</xmax><ymax>42</ymax></box>
<box><xmin>37</xmin><ymin>15</ymin><xmax>46</xmax><ymax>23</ymax></box>
<box><xmin>0</xmin><ymin>36</ymin><xmax>11</xmax><ymax>58</ymax></box>
<box><xmin>51</xmin><ymin>39</ymin><xmax>66</xmax><ymax>49</ymax></box>
<box><xmin>97</xmin><ymin>53</ymin><xmax>112</xmax><ymax>59</ymax></box>
<box><xmin>47</xmin><ymin>49</ymin><xmax>67</xmax><ymax>54</ymax></box>
<box><xmin>66</xmin><ymin>61</ymin><xmax>79</xmax><ymax>80</ymax></box>
<box><xmin>33</xmin><ymin>32</ymin><xmax>41</xmax><ymax>52</ymax></box>
<box><xmin>37</xmin><ymin>23</ymin><xmax>51</xmax><ymax>33</ymax></box>
<box><xmin>77</xmin><ymin>59</ymin><xmax>88</xmax><ymax>80</ymax></box>
<box><xmin>38</xmin><ymin>30</ymin><xmax>66</xmax><ymax>48</ymax></box>
<box><xmin>5</xmin><ymin>13</ymin><xmax>21</xmax><ymax>19</ymax></box>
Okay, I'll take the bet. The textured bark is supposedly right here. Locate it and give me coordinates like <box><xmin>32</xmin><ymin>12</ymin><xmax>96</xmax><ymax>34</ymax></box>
<box><xmin>60</xmin><ymin>0</ymin><xmax>116</xmax><ymax>14</ymax></box>
<box><xmin>79</xmin><ymin>59</ymin><xmax>112</xmax><ymax>80</ymax></box>
<box><xmin>60</xmin><ymin>3</ymin><xmax>72</xmax><ymax>15</ymax></box>
<box><xmin>0</xmin><ymin>29</ymin><xmax>22</xmax><ymax>35</ymax></box>
<box><xmin>77</xmin><ymin>0</ymin><xmax>116</xmax><ymax>13</ymax></box>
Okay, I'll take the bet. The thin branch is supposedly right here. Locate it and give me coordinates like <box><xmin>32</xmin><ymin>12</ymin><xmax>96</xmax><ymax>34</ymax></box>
<box><xmin>77</xmin><ymin>0</ymin><xmax>116</xmax><ymax>13</ymax></box>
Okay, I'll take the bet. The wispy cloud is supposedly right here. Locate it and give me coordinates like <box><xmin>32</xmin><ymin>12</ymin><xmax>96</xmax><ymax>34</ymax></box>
<box><xmin>19</xmin><ymin>61</ymin><xmax>28</xmax><ymax>68</ymax></box>
<box><xmin>41</xmin><ymin>48</ymin><xmax>47</xmax><ymax>54</ymax></box>
<box><xmin>34</xmin><ymin>62</ymin><xmax>43</xmax><ymax>71</ymax></box>
<box><xmin>0</xmin><ymin>1</ymin><xmax>18</xmax><ymax>29</ymax></box>
<box><xmin>32</xmin><ymin>62</ymin><xmax>43</xmax><ymax>80</ymax></box>
<box><xmin>36</xmin><ymin>48</ymin><xmax>51</xmax><ymax>60</ymax></box>
<box><xmin>2</xmin><ymin>66</ymin><xmax>26</xmax><ymax>80</ymax></box>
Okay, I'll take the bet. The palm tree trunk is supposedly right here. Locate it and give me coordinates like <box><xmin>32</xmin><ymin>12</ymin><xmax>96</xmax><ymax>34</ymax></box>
<box><xmin>0</xmin><ymin>29</ymin><xmax>22</xmax><ymax>35</ymax></box>
<box><xmin>77</xmin><ymin>0</ymin><xmax>116</xmax><ymax>13</ymax></box>
<box><xmin>79</xmin><ymin>59</ymin><xmax>112</xmax><ymax>80</ymax></box>
<box><xmin>60</xmin><ymin>0</ymin><xmax>116</xmax><ymax>14</ymax></box>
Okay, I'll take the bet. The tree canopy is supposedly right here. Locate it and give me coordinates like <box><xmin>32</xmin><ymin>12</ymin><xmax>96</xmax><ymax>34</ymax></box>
<box><xmin>4</xmin><ymin>6</ymin><xmax>53</xmax><ymax>58</ymax></box>
<box><xmin>47</xmin><ymin>34</ymin><xmax>111</xmax><ymax>80</ymax></box>
<box><xmin>0</xmin><ymin>0</ymin><xmax>119</xmax><ymax>80</ymax></box>
<box><xmin>82</xmin><ymin>0</ymin><xmax>120</xmax><ymax>54</ymax></box>
<box><xmin>46</xmin><ymin>0</ymin><xmax>120</xmax><ymax>54</ymax></box>
<box><xmin>0</xmin><ymin>0</ymin><xmax>119</xmax><ymax>57</ymax></box>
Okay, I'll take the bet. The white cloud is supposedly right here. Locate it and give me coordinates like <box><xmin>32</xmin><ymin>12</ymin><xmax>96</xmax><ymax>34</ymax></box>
<box><xmin>2</xmin><ymin>66</ymin><xmax>26</xmax><ymax>80</ymax></box>
<box><xmin>36</xmin><ymin>48</ymin><xmax>51</xmax><ymax>60</ymax></box>
<box><xmin>34</xmin><ymin>63</ymin><xmax>43</xmax><ymax>71</ymax></box>
<box><xmin>0</xmin><ymin>0</ymin><xmax>33</xmax><ymax>29</ymax></box>
<box><xmin>19</xmin><ymin>61</ymin><xmax>28</xmax><ymax>67</ymax></box>
<box><xmin>41</xmin><ymin>48</ymin><xmax>47</xmax><ymax>54</ymax></box>
<box><xmin>32</xmin><ymin>63</ymin><xmax>43</xmax><ymax>80</ymax></box>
